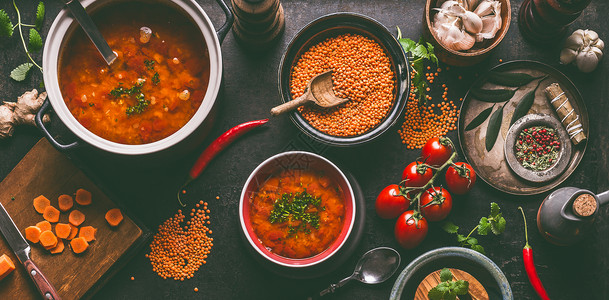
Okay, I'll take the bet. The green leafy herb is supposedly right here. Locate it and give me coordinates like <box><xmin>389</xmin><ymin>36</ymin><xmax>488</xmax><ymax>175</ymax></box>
<box><xmin>35</xmin><ymin>2</ymin><xmax>44</xmax><ymax>30</ymax></box>
<box><xmin>486</xmin><ymin>71</ymin><xmax>544</xmax><ymax>87</ymax></box>
<box><xmin>443</xmin><ymin>202</ymin><xmax>506</xmax><ymax>254</ymax></box>
<box><xmin>28</xmin><ymin>28</ymin><xmax>42</xmax><ymax>52</ymax></box>
<box><xmin>428</xmin><ymin>268</ymin><xmax>469</xmax><ymax>300</ymax></box>
<box><xmin>469</xmin><ymin>87</ymin><xmax>516</xmax><ymax>103</ymax></box>
<box><xmin>397</xmin><ymin>26</ymin><xmax>438</xmax><ymax>105</ymax></box>
<box><xmin>109</xmin><ymin>82</ymin><xmax>151</xmax><ymax>116</ymax></box>
<box><xmin>2</xmin><ymin>1</ymin><xmax>46</xmax><ymax>81</ymax></box>
<box><xmin>144</xmin><ymin>59</ymin><xmax>156</xmax><ymax>70</ymax></box>
<box><xmin>269</xmin><ymin>191</ymin><xmax>323</xmax><ymax>236</ymax></box>
<box><xmin>485</xmin><ymin>104</ymin><xmax>504</xmax><ymax>151</ymax></box>
<box><xmin>10</xmin><ymin>62</ymin><xmax>33</xmax><ymax>81</ymax></box>
<box><xmin>152</xmin><ymin>72</ymin><xmax>160</xmax><ymax>85</ymax></box>
<box><xmin>0</xmin><ymin>10</ymin><xmax>13</xmax><ymax>37</ymax></box>
<box><xmin>464</xmin><ymin>105</ymin><xmax>494</xmax><ymax>131</ymax></box>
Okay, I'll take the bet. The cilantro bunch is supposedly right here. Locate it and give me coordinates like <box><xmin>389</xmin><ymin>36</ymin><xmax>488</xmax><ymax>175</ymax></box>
<box><xmin>442</xmin><ymin>202</ymin><xmax>507</xmax><ymax>254</ymax></box>
<box><xmin>428</xmin><ymin>268</ymin><xmax>469</xmax><ymax>300</ymax></box>
<box><xmin>0</xmin><ymin>1</ymin><xmax>45</xmax><ymax>81</ymax></box>
<box><xmin>396</xmin><ymin>26</ymin><xmax>438</xmax><ymax>105</ymax></box>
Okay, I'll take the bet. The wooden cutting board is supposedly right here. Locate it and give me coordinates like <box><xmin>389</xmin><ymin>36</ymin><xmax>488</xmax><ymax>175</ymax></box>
<box><xmin>415</xmin><ymin>268</ymin><xmax>489</xmax><ymax>300</ymax></box>
<box><xmin>0</xmin><ymin>139</ymin><xmax>145</xmax><ymax>299</ymax></box>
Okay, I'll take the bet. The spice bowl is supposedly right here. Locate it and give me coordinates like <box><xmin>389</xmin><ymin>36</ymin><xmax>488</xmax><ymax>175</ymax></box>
<box><xmin>504</xmin><ymin>114</ymin><xmax>572</xmax><ymax>183</ymax></box>
<box><xmin>277</xmin><ymin>13</ymin><xmax>410</xmax><ymax>147</ymax></box>
<box><xmin>390</xmin><ymin>247</ymin><xmax>513</xmax><ymax>299</ymax></box>
<box><xmin>239</xmin><ymin>151</ymin><xmax>364</xmax><ymax>278</ymax></box>
<box><xmin>423</xmin><ymin>0</ymin><xmax>511</xmax><ymax>66</ymax></box>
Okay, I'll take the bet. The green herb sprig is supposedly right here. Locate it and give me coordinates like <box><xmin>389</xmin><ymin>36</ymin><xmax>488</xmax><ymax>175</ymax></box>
<box><xmin>442</xmin><ymin>202</ymin><xmax>506</xmax><ymax>254</ymax></box>
<box><xmin>396</xmin><ymin>26</ymin><xmax>438</xmax><ymax>106</ymax></box>
<box><xmin>109</xmin><ymin>82</ymin><xmax>151</xmax><ymax>116</ymax></box>
<box><xmin>0</xmin><ymin>1</ymin><xmax>45</xmax><ymax>81</ymax></box>
<box><xmin>428</xmin><ymin>268</ymin><xmax>469</xmax><ymax>300</ymax></box>
<box><xmin>269</xmin><ymin>191</ymin><xmax>323</xmax><ymax>235</ymax></box>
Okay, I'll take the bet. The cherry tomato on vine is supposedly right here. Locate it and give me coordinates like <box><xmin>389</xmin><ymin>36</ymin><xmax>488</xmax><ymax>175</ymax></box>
<box><xmin>394</xmin><ymin>210</ymin><xmax>428</xmax><ymax>249</ymax></box>
<box><xmin>421</xmin><ymin>137</ymin><xmax>453</xmax><ymax>167</ymax></box>
<box><xmin>420</xmin><ymin>187</ymin><xmax>453</xmax><ymax>222</ymax></box>
<box><xmin>445</xmin><ymin>162</ymin><xmax>477</xmax><ymax>195</ymax></box>
<box><xmin>375</xmin><ymin>184</ymin><xmax>410</xmax><ymax>219</ymax></box>
<box><xmin>402</xmin><ymin>161</ymin><xmax>433</xmax><ymax>188</ymax></box>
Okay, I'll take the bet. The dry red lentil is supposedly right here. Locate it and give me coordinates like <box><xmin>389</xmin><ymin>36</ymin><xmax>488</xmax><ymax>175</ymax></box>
<box><xmin>146</xmin><ymin>200</ymin><xmax>213</xmax><ymax>280</ymax></box>
<box><xmin>290</xmin><ymin>33</ymin><xmax>396</xmax><ymax>136</ymax></box>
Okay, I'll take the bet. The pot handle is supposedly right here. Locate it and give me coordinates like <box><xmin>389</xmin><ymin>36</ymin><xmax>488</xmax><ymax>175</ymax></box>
<box><xmin>214</xmin><ymin>0</ymin><xmax>234</xmax><ymax>44</ymax></box>
<box><xmin>35</xmin><ymin>99</ymin><xmax>80</xmax><ymax>151</ymax></box>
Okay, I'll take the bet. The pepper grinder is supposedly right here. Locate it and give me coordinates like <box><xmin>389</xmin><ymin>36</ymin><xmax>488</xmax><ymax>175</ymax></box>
<box><xmin>231</xmin><ymin>0</ymin><xmax>285</xmax><ymax>50</ymax></box>
<box><xmin>518</xmin><ymin>0</ymin><xmax>592</xmax><ymax>43</ymax></box>
<box><xmin>537</xmin><ymin>187</ymin><xmax>609</xmax><ymax>246</ymax></box>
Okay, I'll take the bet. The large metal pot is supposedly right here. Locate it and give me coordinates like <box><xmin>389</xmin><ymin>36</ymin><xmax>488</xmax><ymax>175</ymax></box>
<box><xmin>37</xmin><ymin>0</ymin><xmax>233</xmax><ymax>156</ymax></box>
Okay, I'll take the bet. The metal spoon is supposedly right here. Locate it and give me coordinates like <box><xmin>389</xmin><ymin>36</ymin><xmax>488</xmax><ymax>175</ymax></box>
<box><xmin>319</xmin><ymin>247</ymin><xmax>401</xmax><ymax>296</ymax></box>
<box><xmin>62</xmin><ymin>0</ymin><xmax>117</xmax><ymax>65</ymax></box>
<box><xmin>270</xmin><ymin>70</ymin><xmax>349</xmax><ymax>116</ymax></box>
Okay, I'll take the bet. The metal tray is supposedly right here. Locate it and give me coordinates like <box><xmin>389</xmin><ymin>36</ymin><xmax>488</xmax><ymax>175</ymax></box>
<box><xmin>457</xmin><ymin>61</ymin><xmax>588</xmax><ymax>195</ymax></box>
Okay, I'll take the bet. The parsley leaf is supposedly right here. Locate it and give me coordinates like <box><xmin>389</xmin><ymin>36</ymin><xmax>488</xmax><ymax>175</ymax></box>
<box><xmin>0</xmin><ymin>10</ymin><xmax>13</xmax><ymax>37</ymax></box>
<box><xmin>427</xmin><ymin>287</ymin><xmax>444</xmax><ymax>299</ymax></box>
<box><xmin>396</xmin><ymin>27</ymin><xmax>438</xmax><ymax>106</ymax></box>
<box><xmin>471</xmin><ymin>244</ymin><xmax>485</xmax><ymax>254</ymax></box>
<box><xmin>28</xmin><ymin>28</ymin><xmax>43</xmax><ymax>52</ymax></box>
<box><xmin>490</xmin><ymin>202</ymin><xmax>500</xmax><ymax>217</ymax></box>
<box><xmin>478</xmin><ymin>217</ymin><xmax>490</xmax><ymax>235</ymax></box>
<box><xmin>442</xmin><ymin>221</ymin><xmax>459</xmax><ymax>234</ymax></box>
<box><xmin>453</xmin><ymin>280</ymin><xmax>469</xmax><ymax>295</ymax></box>
<box><xmin>428</xmin><ymin>269</ymin><xmax>470</xmax><ymax>300</ymax></box>
<box><xmin>440</xmin><ymin>268</ymin><xmax>453</xmax><ymax>282</ymax></box>
<box><xmin>35</xmin><ymin>2</ymin><xmax>45</xmax><ymax>31</ymax></box>
<box><xmin>444</xmin><ymin>203</ymin><xmax>506</xmax><ymax>253</ymax></box>
<box><xmin>10</xmin><ymin>63</ymin><xmax>33</xmax><ymax>81</ymax></box>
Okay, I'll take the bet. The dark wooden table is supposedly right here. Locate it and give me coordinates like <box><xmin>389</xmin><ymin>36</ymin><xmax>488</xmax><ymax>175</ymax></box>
<box><xmin>1</xmin><ymin>0</ymin><xmax>607</xmax><ymax>299</ymax></box>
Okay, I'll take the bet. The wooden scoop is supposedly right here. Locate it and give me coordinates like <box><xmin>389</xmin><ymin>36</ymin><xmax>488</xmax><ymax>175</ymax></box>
<box><xmin>270</xmin><ymin>70</ymin><xmax>349</xmax><ymax>116</ymax></box>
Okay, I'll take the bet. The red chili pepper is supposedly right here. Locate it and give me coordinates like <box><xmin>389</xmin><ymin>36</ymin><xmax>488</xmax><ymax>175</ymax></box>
<box><xmin>177</xmin><ymin>119</ymin><xmax>269</xmax><ymax>206</ymax></box>
<box><xmin>519</xmin><ymin>207</ymin><xmax>550</xmax><ymax>300</ymax></box>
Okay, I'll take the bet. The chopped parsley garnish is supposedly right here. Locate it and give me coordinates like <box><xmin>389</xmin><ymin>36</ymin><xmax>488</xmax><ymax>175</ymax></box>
<box><xmin>144</xmin><ymin>59</ymin><xmax>155</xmax><ymax>70</ymax></box>
<box><xmin>109</xmin><ymin>82</ymin><xmax>150</xmax><ymax>116</ymax></box>
<box><xmin>269</xmin><ymin>191</ymin><xmax>323</xmax><ymax>235</ymax></box>
<box><xmin>152</xmin><ymin>72</ymin><xmax>160</xmax><ymax>85</ymax></box>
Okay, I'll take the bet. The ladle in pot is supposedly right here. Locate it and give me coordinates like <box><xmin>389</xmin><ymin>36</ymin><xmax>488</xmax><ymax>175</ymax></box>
<box><xmin>270</xmin><ymin>70</ymin><xmax>349</xmax><ymax>116</ymax></box>
<box><xmin>537</xmin><ymin>187</ymin><xmax>609</xmax><ymax>246</ymax></box>
<box><xmin>319</xmin><ymin>247</ymin><xmax>401</xmax><ymax>296</ymax></box>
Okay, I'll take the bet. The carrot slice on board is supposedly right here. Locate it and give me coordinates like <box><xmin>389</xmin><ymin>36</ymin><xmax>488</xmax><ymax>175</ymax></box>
<box><xmin>49</xmin><ymin>240</ymin><xmax>65</xmax><ymax>254</ymax></box>
<box><xmin>43</xmin><ymin>206</ymin><xmax>60</xmax><ymax>223</ymax></box>
<box><xmin>75</xmin><ymin>188</ymin><xmax>92</xmax><ymax>206</ymax></box>
<box><xmin>68</xmin><ymin>210</ymin><xmax>85</xmax><ymax>227</ymax></box>
<box><xmin>79</xmin><ymin>226</ymin><xmax>97</xmax><ymax>242</ymax></box>
<box><xmin>105</xmin><ymin>208</ymin><xmax>123</xmax><ymax>227</ymax></box>
<box><xmin>67</xmin><ymin>225</ymin><xmax>78</xmax><ymax>240</ymax></box>
<box><xmin>25</xmin><ymin>226</ymin><xmax>42</xmax><ymax>243</ymax></box>
<box><xmin>55</xmin><ymin>223</ymin><xmax>71</xmax><ymax>239</ymax></box>
<box><xmin>70</xmin><ymin>237</ymin><xmax>89</xmax><ymax>254</ymax></box>
<box><xmin>36</xmin><ymin>220</ymin><xmax>52</xmax><ymax>232</ymax></box>
<box><xmin>58</xmin><ymin>194</ymin><xmax>74</xmax><ymax>212</ymax></box>
<box><xmin>0</xmin><ymin>254</ymin><xmax>15</xmax><ymax>280</ymax></box>
<box><xmin>33</xmin><ymin>195</ymin><xmax>50</xmax><ymax>214</ymax></box>
<box><xmin>39</xmin><ymin>231</ymin><xmax>58</xmax><ymax>249</ymax></box>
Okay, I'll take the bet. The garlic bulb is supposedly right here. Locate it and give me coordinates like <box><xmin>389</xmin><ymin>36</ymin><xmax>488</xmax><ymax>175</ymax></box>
<box><xmin>560</xmin><ymin>29</ymin><xmax>604</xmax><ymax>73</ymax></box>
<box><xmin>432</xmin><ymin>0</ymin><xmax>502</xmax><ymax>51</ymax></box>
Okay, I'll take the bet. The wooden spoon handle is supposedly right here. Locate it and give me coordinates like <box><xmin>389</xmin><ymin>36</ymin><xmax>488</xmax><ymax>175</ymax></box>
<box><xmin>270</xmin><ymin>95</ymin><xmax>310</xmax><ymax>116</ymax></box>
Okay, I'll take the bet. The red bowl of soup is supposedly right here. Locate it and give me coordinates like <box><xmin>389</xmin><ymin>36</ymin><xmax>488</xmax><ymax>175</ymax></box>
<box><xmin>240</xmin><ymin>151</ymin><xmax>356</xmax><ymax>268</ymax></box>
<box><xmin>39</xmin><ymin>0</ymin><xmax>232</xmax><ymax>155</ymax></box>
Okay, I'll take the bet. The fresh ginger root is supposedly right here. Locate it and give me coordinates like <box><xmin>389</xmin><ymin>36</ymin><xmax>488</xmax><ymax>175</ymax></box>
<box><xmin>0</xmin><ymin>89</ymin><xmax>50</xmax><ymax>139</ymax></box>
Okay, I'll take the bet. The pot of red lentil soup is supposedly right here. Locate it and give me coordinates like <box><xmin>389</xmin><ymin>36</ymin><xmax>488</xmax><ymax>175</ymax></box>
<box><xmin>38</xmin><ymin>0</ymin><xmax>233</xmax><ymax>155</ymax></box>
<box><xmin>278</xmin><ymin>13</ymin><xmax>410</xmax><ymax>146</ymax></box>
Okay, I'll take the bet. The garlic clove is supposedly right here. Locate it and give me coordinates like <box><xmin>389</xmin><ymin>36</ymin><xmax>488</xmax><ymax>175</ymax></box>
<box><xmin>590</xmin><ymin>46</ymin><xmax>603</xmax><ymax>60</ymax></box>
<box><xmin>467</xmin><ymin>0</ymin><xmax>481</xmax><ymax>10</ymax></box>
<box><xmin>473</xmin><ymin>0</ymin><xmax>494</xmax><ymax>17</ymax></box>
<box><xmin>559</xmin><ymin>48</ymin><xmax>578</xmax><ymax>65</ymax></box>
<box><xmin>477</xmin><ymin>13</ymin><xmax>501</xmax><ymax>40</ymax></box>
<box><xmin>583</xmin><ymin>30</ymin><xmax>599</xmax><ymax>43</ymax></box>
<box><xmin>453</xmin><ymin>31</ymin><xmax>476</xmax><ymax>51</ymax></box>
<box><xmin>575</xmin><ymin>50</ymin><xmax>599</xmax><ymax>73</ymax></box>
<box><xmin>441</xmin><ymin>0</ymin><xmax>461</xmax><ymax>10</ymax></box>
<box><xmin>593</xmin><ymin>38</ymin><xmax>604</xmax><ymax>51</ymax></box>
<box><xmin>565</xmin><ymin>33</ymin><xmax>585</xmax><ymax>50</ymax></box>
<box><xmin>462</xmin><ymin>11</ymin><xmax>483</xmax><ymax>34</ymax></box>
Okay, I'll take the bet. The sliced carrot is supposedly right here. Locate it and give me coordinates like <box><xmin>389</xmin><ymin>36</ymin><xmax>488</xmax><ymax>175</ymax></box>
<box><xmin>55</xmin><ymin>223</ymin><xmax>71</xmax><ymax>239</ymax></box>
<box><xmin>0</xmin><ymin>254</ymin><xmax>15</xmax><ymax>280</ymax></box>
<box><xmin>33</xmin><ymin>195</ymin><xmax>50</xmax><ymax>214</ymax></box>
<box><xmin>68</xmin><ymin>210</ymin><xmax>85</xmax><ymax>226</ymax></box>
<box><xmin>79</xmin><ymin>226</ymin><xmax>97</xmax><ymax>242</ymax></box>
<box><xmin>58</xmin><ymin>194</ymin><xmax>74</xmax><ymax>212</ymax></box>
<box><xmin>36</xmin><ymin>220</ymin><xmax>52</xmax><ymax>232</ymax></box>
<box><xmin>75</xmin><ymin>188</ymin><xmax>92</xmax><ymax>206</ymax></box>
<box><xmin>67</xmin><ymin>225</ymin><xmax>78</xmax><ymax>240</ymax></box>
<box><xmin>43</xmin><ymin>206</ymin><xmax>60</xmax><ymax>223</ymax></box>
<box><xmin>25</xmin><ymin>226</ymin><xmax>42</xmax><ymax>243</ymax></box>
<box><xmin>105</xmin><ymin>208</ymin><xmax>123</xmax><ymax>227</ymax></box>
<box><xmin>39</xmin><ymin>231</ymin><xmax>58</xmax><ymax>249</ymax></box>
<box><xmin>49</xmin><ymin>240</ymin><xmax>64</xmax><ymax>254</ymax></box>
<box><xmin>70</xmin><ymin>237</ymin><xmax>89</xmax><ymax>254</ymax></box>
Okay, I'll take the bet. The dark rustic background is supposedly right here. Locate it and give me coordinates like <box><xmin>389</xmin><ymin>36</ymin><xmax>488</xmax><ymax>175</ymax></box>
<box><xmin>1</xmin><ymin>0</ymin><xmax>607</xmax><ymax>299</ymax></box>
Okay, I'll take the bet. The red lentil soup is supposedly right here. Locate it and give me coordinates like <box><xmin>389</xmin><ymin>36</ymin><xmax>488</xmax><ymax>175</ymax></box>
<box><xmin>59</xmin><ymin>2</ymin><xmax>210</xmax><ymax>144</ymax></box>
<box><xmin>249</xmin><ymin>169</ymin><xmax>346</xmax><ymax>259</ymax></box>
